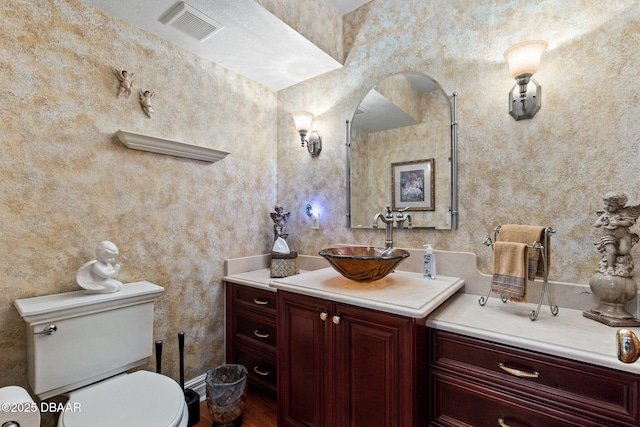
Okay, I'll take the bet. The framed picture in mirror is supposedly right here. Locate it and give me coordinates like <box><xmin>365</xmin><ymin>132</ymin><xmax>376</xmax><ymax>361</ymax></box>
<box><xmin>391</xmin><ymin>158</ymin><xmax>435</xmax><ymax>211</ymax></box>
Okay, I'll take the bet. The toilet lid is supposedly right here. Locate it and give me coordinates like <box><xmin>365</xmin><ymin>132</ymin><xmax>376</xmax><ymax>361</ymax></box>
<box><xmin>60</xmin><ymin>371</ymin><xmax>186</xmax><ymax>427</ymax></box>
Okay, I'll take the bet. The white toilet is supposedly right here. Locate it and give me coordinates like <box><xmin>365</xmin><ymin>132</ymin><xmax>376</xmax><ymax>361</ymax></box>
<box><xmin>14</xmin><ymin>281</ymin><xmax>188</xmax><ymax>427</ymax></box>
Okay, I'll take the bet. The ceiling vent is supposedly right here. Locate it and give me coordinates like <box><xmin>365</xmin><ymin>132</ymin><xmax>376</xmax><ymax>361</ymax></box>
<box><xmin>160</xmin><ymin>2</ymin><xmax>224</xmax><ymax>42</ymax></box>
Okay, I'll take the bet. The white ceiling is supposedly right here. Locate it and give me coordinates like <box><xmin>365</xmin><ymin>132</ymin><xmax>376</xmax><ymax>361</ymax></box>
<box><xmin>82</xmin><ymin>0</ymin><xmax>371</xmax><ymax>90</ymax></box>
<box><xmin>353</xmin><ymin>74</ymin><xmax>441</xmax><ymax>134</ymax></box>
<box><xmin>355</xmin><ymin>89</ymin><xmax>419</xmax><ymax>134</ymax></box>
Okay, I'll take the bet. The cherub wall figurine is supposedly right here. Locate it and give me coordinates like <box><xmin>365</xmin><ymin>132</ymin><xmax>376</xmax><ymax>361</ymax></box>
<box><xmin>114</xmin><ymin>69</ymin><xmax>134</xmax><ymax>98</ymax></box>
<box><xmin>76</xmin><ymin>241</ymin><xmax>123</xmax><ymax>294</ymax></box>
<box><xmin>584</xmin><ymin>192</ymin><xmax>640</xmax><ymax>326</ymax></box>
<box><xmin>139</xmin><ymin>90</ymin><xmax>156</xmax><ymax>118</ymax></box>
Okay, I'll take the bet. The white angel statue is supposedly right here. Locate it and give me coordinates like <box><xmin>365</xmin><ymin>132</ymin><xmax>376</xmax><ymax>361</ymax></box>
<box><xmin>114</xmin><ymin>69</ymin><xmax>134</xmax><ymax>98</ymax></box>
<box><xmin>76</xmin><ymin>241</ymin><xmax>123</xmax><ymax>293</ymax></box>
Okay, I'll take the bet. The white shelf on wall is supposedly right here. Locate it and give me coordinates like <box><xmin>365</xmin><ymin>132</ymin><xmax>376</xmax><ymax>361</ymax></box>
<box><xmin>116</xmin><ymin>130</ymin><xmax>230</xmax><ymax>163</ymax></box>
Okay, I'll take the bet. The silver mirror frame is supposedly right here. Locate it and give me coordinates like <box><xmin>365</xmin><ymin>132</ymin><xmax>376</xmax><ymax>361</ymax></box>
<box><xmin>345</xmin><ymin>92</ymin><xmax>458</xmax><ymax>230</ymax></box>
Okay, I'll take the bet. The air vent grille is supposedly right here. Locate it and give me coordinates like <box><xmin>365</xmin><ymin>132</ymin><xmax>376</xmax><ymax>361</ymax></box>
<box><xmin>160</xmin><ymin>2</ymin><xmax>223</xmax><ymax>42</ymax></box>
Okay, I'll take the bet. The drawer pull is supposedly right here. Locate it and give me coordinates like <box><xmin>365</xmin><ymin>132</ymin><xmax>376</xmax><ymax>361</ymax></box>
<box><xmin>498</xmin><ymin>362</ymin><xmax>539</xmax><ymax>378</ymax></box>
<box><xmin>253</xmin><ymin>366</ymin><xmax>270</xmax><ymax>376</ymax></box>
<box><xmin>253</xmin><ymin>329</ymin><xmax>270</xmax><ymax>339</ymax></box>
<box><xmin>253</xmin><ymin>298</ymin><xmax>269</xmax><ymax>305</ymax></box>
<box><xmin>497</xmin><ymin>418</ymin><xmax>510</xmax><ymax>427</ymax></box>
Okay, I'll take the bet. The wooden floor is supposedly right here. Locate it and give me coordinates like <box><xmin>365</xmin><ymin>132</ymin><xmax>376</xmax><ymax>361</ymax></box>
<box><xmin>194</xmin><ymin>387</ymin><xmax>277</xmax><ymax>427</ymax></box>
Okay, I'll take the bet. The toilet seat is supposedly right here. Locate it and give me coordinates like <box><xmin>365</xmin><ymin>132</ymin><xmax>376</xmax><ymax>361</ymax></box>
<box><xmin>58</xmin><ymin>370</ymin><xmax>188</xmax><ymax>427</ymax></box>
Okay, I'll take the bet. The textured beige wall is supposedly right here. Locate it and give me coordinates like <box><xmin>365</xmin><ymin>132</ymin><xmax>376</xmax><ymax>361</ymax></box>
<box><xmin>279</xmin><ymin>0</ymin><xmax>640</xmax><ymax>290</ymax></box>
<box><xmin>3</xmin><ymin>0</ymin><xmax>640</xmax><ymax>402</ymax></box>
<box><xmin>0</xmin><ymin>0</ymin><xmax>277</xmax><ymax>392</ymax></box>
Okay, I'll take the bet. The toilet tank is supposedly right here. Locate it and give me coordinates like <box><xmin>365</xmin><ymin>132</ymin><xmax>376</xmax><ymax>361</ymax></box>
<box><xmin>14</xmin><ymin>281</ymin><xmax>164</xmax><ymax>400</ymax></box>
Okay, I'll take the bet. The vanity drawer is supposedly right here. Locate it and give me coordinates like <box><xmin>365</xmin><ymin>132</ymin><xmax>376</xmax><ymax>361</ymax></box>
<box><xmin>226</xmin><ymin>281</ymin><xmax>278</xmax><ymax>396</ymax></box>
<box><xmin>230</xmin><ymin>283</ymin><xmax>277</xmax><ymax>317</ymax></box>
<box><xmin>236</xmin><ymin>347</ymin><xmax>277</xmax><ymax>393</ymax></box>
<box><xmin>432</xmin><ymin>371</ymin><xmax>591</xmax><ymax>427</ymax></box>
<box><xmin>431</xmin><ymin>330</ymin><xmax>640</xmax><ymax>426</ymax></box>
<box><xmin>233</xmin><ymin>308</ymin><xmax>277</xmax><ymax>349</ymax></box>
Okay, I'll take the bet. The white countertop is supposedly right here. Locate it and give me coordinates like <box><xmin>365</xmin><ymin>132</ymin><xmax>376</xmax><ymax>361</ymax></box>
<box><xmin>223</xmin><ymin>268</ymin><xmax>277</xmax><ymax>291</ymax></box>
<box><xmin>427</xmin><ymin>293</ymin><xmax>640</xmax><ymax>375</ymax></box>
<box><xmin>223</xmin><ymin>256</ymin><xmax>640</xmax><ymax>375</ymax></box>
<box><xmin>269</xmin><ymin>267</ymin><xmax>465</xmax><ymax>318</ymax></box>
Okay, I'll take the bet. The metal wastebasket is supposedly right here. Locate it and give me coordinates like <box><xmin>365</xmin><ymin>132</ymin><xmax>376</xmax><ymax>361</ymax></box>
<box><xmin>205</xmin><ymin>364</ymin><xmax>248</xmax><ymax>427</ymax></box>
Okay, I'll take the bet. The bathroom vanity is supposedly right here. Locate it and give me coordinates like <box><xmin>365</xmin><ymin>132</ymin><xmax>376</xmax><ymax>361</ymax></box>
<box><xmin>428</xmin><ymin>293</ymin><xmax>640</xmax><ymax>427</ymax></box>
<box><xmin>224</xmin><ymin>254</ymin><xmax>640</xmax><ymax>427</ymax></box>
<box><xmin>270</xmin><ymin>267</ymin><xmax>464</xmax><ymax>427</ymax></box>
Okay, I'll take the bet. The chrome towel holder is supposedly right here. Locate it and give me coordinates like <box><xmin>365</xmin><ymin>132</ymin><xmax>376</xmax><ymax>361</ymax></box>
<box><xmin>480</xmin><ymin>225</ymin><xmax>558</xmax><ymax>321</ymax></box>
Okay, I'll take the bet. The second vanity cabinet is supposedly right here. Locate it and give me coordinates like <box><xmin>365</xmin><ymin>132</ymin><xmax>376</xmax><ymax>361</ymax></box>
<box><xmin>277</xmin><ymin>290</ymin><xmax>428</xmax><ymax>427</ymax></box>
<box><xmin>429</xmin><ymin>329</ymin><xmax>640</xmax><ymax>427</ymax></box>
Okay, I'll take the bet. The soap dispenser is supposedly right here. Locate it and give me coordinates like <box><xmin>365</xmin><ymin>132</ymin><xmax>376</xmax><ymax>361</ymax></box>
<box><xmin>423</xmin><ymin>244</ymin><xmax>437</xmax><ymax>279</ymax></box>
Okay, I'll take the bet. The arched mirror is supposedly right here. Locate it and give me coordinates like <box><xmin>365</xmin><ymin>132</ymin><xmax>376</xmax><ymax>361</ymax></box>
<box><xmin>346</xmin><ymin>72</ymin><xmax>458</xmax><ymax>230</ymax></box>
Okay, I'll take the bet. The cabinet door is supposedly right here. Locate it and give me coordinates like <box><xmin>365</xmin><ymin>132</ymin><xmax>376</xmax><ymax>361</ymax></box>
<box><xmin>278</xmin><ymin>291</ymin><xmax>334</xmax><ymax>427</ymax></box>
<box><xmin>334</xmin><ymin>303</ymin><xmax>414</xmax><ymax>427</ymax></box>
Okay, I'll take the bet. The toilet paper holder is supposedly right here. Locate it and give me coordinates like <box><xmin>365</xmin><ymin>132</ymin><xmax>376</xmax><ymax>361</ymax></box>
<box><xmin>33</xmin><ymin>324</ymin><xmax>57</xmax><ymax>335</ymax></box>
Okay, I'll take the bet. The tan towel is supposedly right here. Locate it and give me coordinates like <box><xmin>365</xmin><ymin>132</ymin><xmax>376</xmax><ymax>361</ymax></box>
<box><xmin>498</xmin><ymin>224</ymin><xmax>549</xmax><ymax>280</ymax></box>
<box><xmin>491</xmin><ymin>241</ymin><xmax>528</xmax><ymax>301</ymax></box>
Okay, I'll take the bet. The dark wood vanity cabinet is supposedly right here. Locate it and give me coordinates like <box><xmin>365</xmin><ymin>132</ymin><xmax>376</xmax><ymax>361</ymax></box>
<box><xmin>277</xmin><ymin>290</ymin><xmax>428</xmax><ymax>427</ymax></box>
<box><xmin>225</xmin><ymin>281</ymin><xmax>278</xmax><ymax>395</ymax></box>
<box><xmin>429</xmin><ymin>329</ymin><xmax>640</xmax><ymax>427</ymax></box>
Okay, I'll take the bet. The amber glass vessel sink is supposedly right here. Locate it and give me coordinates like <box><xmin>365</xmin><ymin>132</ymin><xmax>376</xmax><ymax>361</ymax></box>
<box><xmin>319</xmin><ymin>247</ymin><xmax>410</xmax><ymax>282</ymax></box>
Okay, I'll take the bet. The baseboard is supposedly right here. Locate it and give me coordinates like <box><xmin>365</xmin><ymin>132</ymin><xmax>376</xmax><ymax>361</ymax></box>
<box><xmin>185</xmin><ymin>373</ymin><xmax>207</xmax><ymax>402</ymax></box>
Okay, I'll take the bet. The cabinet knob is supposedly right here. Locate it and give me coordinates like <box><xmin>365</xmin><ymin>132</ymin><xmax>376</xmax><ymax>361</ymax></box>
<box><xmin>332</xmin><ymin>315</ymin><xmax>341</xmax><ymax>325</ymax></box>
<box><xmin>498</xmin><ymin>362</ymin><xmax>539</xmax><ymax>379</ymax></box>
<box><xmin>320</xmin><ymin>312</ymin><xmax>328</xmax><ymax>321</ymax></box>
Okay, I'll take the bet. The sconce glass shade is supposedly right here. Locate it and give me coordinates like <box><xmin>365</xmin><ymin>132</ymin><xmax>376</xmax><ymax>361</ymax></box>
<box><xmin>291</xmin><ymin>111</ymin><xmax>322</xmax><ymax>157</ymax></box>
<box><xmin>291</xmin><ymin>111</ymin><xmax>314</xmax><ymax>133</ymax></box>
<box><xmin>504</xmin><ymin>40</ymin><xmax>548</xmax><ymax>78</ymax></box>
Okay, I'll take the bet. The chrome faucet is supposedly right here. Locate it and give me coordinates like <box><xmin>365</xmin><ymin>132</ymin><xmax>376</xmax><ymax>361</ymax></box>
<box><xmin>395</xmin><ymin>207</ymin><xmax>413</xmax><ymax>230</ymax></box>
<box><xmin>373</xmin><ymin>206</ymin><xmax>395</xmax><ymax>248</ymax></box>
<box><xmin>373</xmin><ymin>206</ymin><xmax>412</xmax><ymax>248</ymax></box>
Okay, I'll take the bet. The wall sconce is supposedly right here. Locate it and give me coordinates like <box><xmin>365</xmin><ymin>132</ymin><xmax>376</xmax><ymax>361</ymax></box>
<box><xmin>504</xmin><ymin>40</ymin><xmax>548</xmax><ymax>121</ymax></box>
<box><xmin>292</xmin><ymin>111</ymin><xmax>322</xmax><ymax>157</ymax></box>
